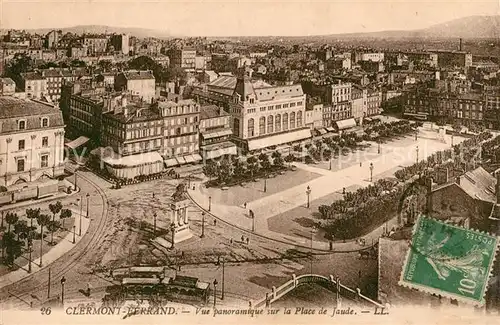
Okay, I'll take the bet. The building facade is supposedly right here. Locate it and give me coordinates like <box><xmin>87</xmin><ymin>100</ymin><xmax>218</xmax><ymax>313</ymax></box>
<box><xmin>168</xmin><ymin>48</ymin><xmax>196</xmax><ymax>70</ymax></box>
<box><xmin>0</xmin><ymin>97</ymin><xmax>65</xmax><ymax>187</ymax></box>
<box><xmin>199</xmin><ymin>104</ymin><xmax>236</xmax><ymax>160</ymax></box>
<box><xmin>110</xmin><ymin>34</ymin><xmax>129</xmax><ymax>55</ymax></box>
<box><xmin>114</xmin><ymin>70</ymin><xmax>156</xmax><ymax>103</ymax></box>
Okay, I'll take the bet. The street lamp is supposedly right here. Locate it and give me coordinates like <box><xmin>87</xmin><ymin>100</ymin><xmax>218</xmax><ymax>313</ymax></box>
<box><xmin>27</xmin><ymin>240</ymin><xmax>32</xmax><ymax>273</ymax></box>
<box><xmin>170</xmin><ymin>223</ymin><xmax>176</xmax><ymax>249</ymax></box>
<box><xmin>221</xmin><ymin>257</ymin><xmax>225</xmax><ymax>300</ymax></box>
<box><xmin>369</xmin><ymin>162</ymin><xmax>374</xmax><ymax>182</ymax></box>
<box><xmin>201</xmin><ymin>212</ymin><xmax>205</xmax><ymax>238</ymax></box>
<box><xmin>78</xmin><ymin>197</ymin><xmax>83</xmax><ymax>236</ymax></box>
<box><xmin>74</xmin><ymin>172</ymin><xmax>77</xmax><ymax>191</ymax></box>
<box><xmin>378</xmin><ymin>140</ymin><xmax>381</xmax><ymax>154</ymax></box>
<box><xmin>213</xmin><ymin>279</ymin><xmax>218</xmax><ymax>308</ymax></box>
<box><xmin>72</xmin><ymin>225</ymin><xmax>76</xmax><ymax>244</ymax></box>
<box><xmin>263</xmin><ymin>178</ymin><xmax>267</xmax><ymax>193</ymax></box>
<box><xmin>208</xmin><ymin>196</ymin><xmax>212</xmax><ymax>212</ymax></box>
<box><xmin>86</xmin><ymin>193</ymin><xmax>90</xmax><ymax>217</ymax></box>
<box><xmin>306</xmin><ymin>186</ymin><xmax>311</xmax><ymax>209</ymax></box>
<box><xmin>416</xmin><ymin>146</ymin><xmax>419</xmax><ymax>164</ymax></box>
<box><xmin>451</xmin><ymin>134</ymin><xmax>454</xmax><ymax>147</ymax></box>
<box><xmin>153</xmin><ymin>212</ymin><xmax>157</xmax><ymax>236</ymax></box>
<box><xmin>251</xmin><ymin>210</ymin><xmax>255</xmax><ymax>232</ymax></box>
<box><xmin>60</xmin><ymin>276</ymin><xmax>66</xmax><ymax>306</ymax></box>
<box><xmin>329</xmin><ymin>157</ymin><xmax>332</xmax><ymax>170</ymax></box>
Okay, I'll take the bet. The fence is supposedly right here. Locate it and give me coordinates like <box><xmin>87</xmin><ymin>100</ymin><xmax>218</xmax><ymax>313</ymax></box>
<box><xmin>250</xmin><ymin>274</ymin><xmax>384</xmax><ymax>309</ymax></box>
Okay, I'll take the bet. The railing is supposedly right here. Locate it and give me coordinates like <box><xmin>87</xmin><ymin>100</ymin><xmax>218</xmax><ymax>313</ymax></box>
<box><xmin>251</xmin><ymin>274</ymin><xmax>384</xmax><ymax>309</ymax></box>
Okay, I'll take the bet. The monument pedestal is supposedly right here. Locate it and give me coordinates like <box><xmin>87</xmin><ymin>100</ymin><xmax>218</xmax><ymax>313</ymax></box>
<box><xmin>166</xmin><ymin>198</ymin><xmax>192</xmax><ymax>244</ymax></box>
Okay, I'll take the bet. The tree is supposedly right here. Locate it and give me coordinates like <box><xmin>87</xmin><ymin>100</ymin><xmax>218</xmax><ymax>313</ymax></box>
<box><xmin>59</xmin><ymin>209</ymin><xmax>72</xmax><ymax>229</ymax></box>
<box><xmin>49</xmin><ymin>201</ymin><xmax>63</xmax><ymax>243</ymax></box>
<box><xmin>37</xmin><ymin>214</ymin><xmax>51</xmax><ymax>246</ymax></box>
<box><xmin>97</xmin><ymin>60</ymin><xmax>113</xmax><ymax>72</ymax></box>
<box><xmin>232</xmin><ymin>157</ymin><xmax>246</xmax><ymax>180</ymax></box>
<box><xmin>218</xmin><ymin>158</ymin><xmax>233</xmax><ymax>184</ymax></box>
<box><xmin>258</xmin><ymin>153</ymin><xmax>271</xmax><ymax>171</ymax></box>
<box><xmin>202</xmin><ymin>161</ymin><xmax>219</xmax><ymax>182</ymax></box>
<box><xmin>13</xmin><ymin>220</ymin><xmax>28</xmax><ymax>242</ymax></box>
<box><xmin>2</xmin><ymin>232</ymin><xmax>23</xmax><ymax>266</ymax></box>
<box><xmin>46</xmin><ymin>221</ymin><xmax>61</xmax><ymax>245</ymax></box>
<box><xmin>247</xmin><ymin>156</ymin><xmax>259</xmax><ymax>178</ymax></box>
<box><xmin>5</xmin><ymin>212</ymin><xmax>19</xmax><ymax>234</ymax></box>
<box><xmin>70</xmin><ymin>59</ymin><xmax>87</xmax><ymax>67</ymax></box>
<box><xmin>25</xmin><ymin>208</ymin><xmax>41</xmax><ymax>230</ymax></box>
<box><xmin>271</xmin><ymin>151</ymin><xmax>284</xmax><ymax>168</ymax></box>
<box><xmin>5</xmin><ymin>53</ymin><xmax>35</xmax><ymax>85</ymax></box>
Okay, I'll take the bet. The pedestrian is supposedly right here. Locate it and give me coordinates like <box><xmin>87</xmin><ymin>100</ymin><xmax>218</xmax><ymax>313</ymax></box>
<box><xmin>358</xmin><ymin>270</ymin><xmax>361</xmax><ymax>279</ymax></box>
<box><xmin>213</xmin><ymin>219</ymin><xmax>217</xmax><ymax>226</ymax></box>
<box><xmin>152</xmin><ymin>193</ymin><xmax>155</xmax><ymax>199</ymax></box>
<box><xmin>230</xmin><ymin>238</ymin><xmax>233</xmax><ymax>244</ymax></box>
<box><xmin>360</xmin><ymin>162</ymin><xmax>362</xmax><ymax>167</ymax></box>
<box><xmin>87</xmin><ymin>283</ymin><xmax>92</xmax><ymax>296</ymax></box>
<box><xmin>246</xmin><ymin>237</ymin><xmax>249</xmax><ymax>245</ymax></box>
<box><xmin>241</xmin><ymin>235</ymin><xmax>244</xmax><ymax>242</ymax></box>
<box><xmin>244</xmin><ymin>202</ymin><xmax>247</xmax><ymax>209</ymax></box>
<box><xmin>329</xmin><ymin>241</ymin><xmax>333</xmax><ymax>251</ymax></box>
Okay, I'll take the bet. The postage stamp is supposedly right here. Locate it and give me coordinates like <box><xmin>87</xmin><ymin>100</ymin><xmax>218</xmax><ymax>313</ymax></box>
<box><xmin>399</xmin><ymin>215</ymin><xmax>499</xmax><ymax>306</ymax></box>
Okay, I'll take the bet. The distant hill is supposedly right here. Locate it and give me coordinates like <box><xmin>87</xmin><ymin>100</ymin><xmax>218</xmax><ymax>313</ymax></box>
<box><xmin>23</xmin><ymin>25</ymin><xmax>174</xmax><ymax>39</ymax></box>
<box><xmin>4</xmin><ymin>15</ymin><xmax>500</xmax><ymax>39</ymax></box>
<box><xmin>325</xmin><ymin>15</ymin><xmax>500</xmax><ymax>39</ymax></box>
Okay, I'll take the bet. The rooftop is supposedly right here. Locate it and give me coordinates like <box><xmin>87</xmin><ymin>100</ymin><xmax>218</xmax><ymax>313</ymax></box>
<box><xmin>0</xmin><ymin>96</ymin><xmax>60</xmax><ymax>119</ymax></box>
<box><xmin>200</xmin><ymin>104</ymin><xmax>228</xmax><ymax>120</ymax></box>
<box><xmin>121</xmin><ymin>70</ymin><xmax>155</xmax><ymax>80</ymax></box>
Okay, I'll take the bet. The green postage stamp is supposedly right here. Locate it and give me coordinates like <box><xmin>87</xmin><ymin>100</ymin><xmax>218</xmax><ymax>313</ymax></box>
<box><xmin>399</xmin><ymin>216</ymin><xmax>499</xmax><ymax>305</ymax></box>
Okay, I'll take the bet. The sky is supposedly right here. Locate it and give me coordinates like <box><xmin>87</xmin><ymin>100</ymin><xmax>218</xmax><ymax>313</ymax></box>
<box><xmin>0</xmin><ymin>0</ymin><xmax>499</xmax><ymax>36</ymax></box>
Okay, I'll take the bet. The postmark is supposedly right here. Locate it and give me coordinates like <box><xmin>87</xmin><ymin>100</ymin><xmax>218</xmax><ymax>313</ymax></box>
<box><xmin>399</xmin><ymin>215</ymin><xmax>499</xmax><ymax>306</ymax></box>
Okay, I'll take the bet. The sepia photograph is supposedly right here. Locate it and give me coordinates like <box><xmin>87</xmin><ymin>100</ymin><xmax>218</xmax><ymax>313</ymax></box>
<box><xmin>0</xmin><ymin>1</ymin><xmax>499</xmax><ymax>324</ymax></box>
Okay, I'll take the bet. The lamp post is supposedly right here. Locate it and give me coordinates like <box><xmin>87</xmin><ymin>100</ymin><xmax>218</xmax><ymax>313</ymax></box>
<box><xmin>369</xmin><ymin>162</ymin><xmax>374</xmax><ymax>182</ymax></box>
<box><xmin>378</xmin><ymin>140</ymin><xmax>381</xmax><ymax>154</ymax></box>
<box><xmin>74</xmin><ymin>172</ymin><xmax>77</xmax><ymax>191</ymax></box>
<box><xmin>72</xmin><ymin>225</ymin><xmax>76</xmax><ymax>244</ymax></box>
<box><xmin>153</xmin><ymin>212</ymin><xmax>157</xmax><ymax>236</ymax></box>
<box><xmin>208</xmin><ymin>196</ymin><xmax>212</xmax><ymax>212</ymax></box>
<box><xmin>77</xmin><ymin>197</ymin><xmax>82</xmax><ymax>236</ymax></box>
<box><xmin>60</xmin><ymin>276</ymin><xmax>66</xmax><ymax>306</ymax></box>
<box><xmin>263</xmin><ymin>178</ymin><xmax>267</xmax><ymax>193</ymax></box>
<box><xmin>221</xmin><ymin>257</ymin><xmax>225</xmax><ymax>301</ymax></box>
<box><xmin>201</xmin><ymin>212</ymin><xmax>205</xmax><ymax>238</ymax></box>
<box><xmin>86</xmin><ymin>193</ymin><xmax>90</xmax><ymax>217</ymax></box>
<box><xmin>213</xmin><ymin>279</ymin><xmax>218</xmax><ymax>308</ymax></box>
<box><xmin>251</xmin><ymin>210</ymin><xmax>255</xmax><ymax>232</ymax></box>
<box><xmin>170</xmin><ymin>223</ymin><xmax>176</xmax><ymax>249</ymax></box>
<box><xmin>329</xmin><ymin>157</ymin><xmax>332</xmax><ymax>170</ymax></box>
<box><xmin>451</xmin><ymin>134</ymin><xmax>454</xmax><ymax>147</ymax></box>
<box><xmin>27</xmin><ymin>240</ymin><xmax>32</xmax><ymax>273</ymax></box>
<box><xmin>416</xmin><ymin>146</ymin><xmax>419</xmax><ymax>164</ymax></box>
<box><xmin>306</xmin><ymin>186</ymin><xmax>311</xmax><ymax>209</ymax></box>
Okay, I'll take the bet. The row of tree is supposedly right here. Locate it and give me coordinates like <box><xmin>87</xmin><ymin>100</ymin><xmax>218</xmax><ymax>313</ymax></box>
<box><xmin>364</xmin><ymin>120</ymin><xmax>417</xmax><ymax>140</ymax></box>
<box><xmin>317</xmin><ymin>131</ymin><xmax>495</xmax><ymax>240</ymax></box>
<box><xmin>1</xmin><ymin>202</ymin><xmax>73</xmax><ymax>267</ymax></box>
<box><xmin>203</xmin><ymin>152</ymin><xmax>285</xmax><ymax>186</ymax></box>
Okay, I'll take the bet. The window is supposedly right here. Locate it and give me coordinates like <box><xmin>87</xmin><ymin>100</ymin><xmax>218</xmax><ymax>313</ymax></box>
<box><xmin>283</xmin><ymin>113</ymin><xmax>288</xmax><ymax>131</ymax></box>
<box><xmin>41</xmin><ymin>118</ymin><xmax>49</xmax><ymax>127</ymax></box>
<box><xmin>184</xmin><ymin>118</ymin><xmax>188</xmax><ymax>124</ymax></box>
<box><xmin>260</xmin><ymin>107</ymin><xmax>266</xmax><ymax>112</ymax></box>
<box><xmin>283</xmin><ymin>103</ymin><xmax>289</xmax><ymax>108</ymax></box>
<box><xmin>259</xmin><ymin>117</ymin><xmax>266</xmax><ymax>135</ymax></box>
<box><xmin>42</xmin><ymin>136</ymin><xmax>48</xmax><ymax>147</ymax></box>
<box><xmin>297</xmin><ymin>111</ymin><xmax>302</xmax><ymax>127</ymax></box>
<box><xmin>248</xmin><ymin>118</ymin><xmax>255</xmax><ymax>137</ymax></box>
<box><xmin>41</xmin><ymin>155</ymin><xmax>49</xmax><ymax>168</ymax></box>
<box><xmin>17</xmin><ymin>159</ymin><xmax>25</xmax><ymax>172</ymax></box>
<box><xmin>19</xmin><ymin>120</ymin><xmax>26</xmax><ymax>130</ymax></box>
<box><xmin>176</xmin><ymin>127</ymin><xmax>181</xmax><ymax>135</ymax></box>
<box><xmin>18</xmin><ymin>139</ymin><xmax>25</xmax><ymax>150</ymax></box>
<box><xmin>275</xmin><ymin>115</ymin><xmax>281</xmax><ymax>132</ymax></box>
<box><xmin>290</xmin><ymin>112</ymin><xmax>296</xmax><ymax>129</ymax></box>
<box><xmin>267</xmin><ymin>115</ymin><xmax>274</xmax><ymax>133</ymax></box>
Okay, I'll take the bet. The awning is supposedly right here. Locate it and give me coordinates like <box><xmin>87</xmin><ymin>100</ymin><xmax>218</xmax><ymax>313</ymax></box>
<box><xmin>336</xmin><ymin>118</ymin><xmax>357</xmax><ymax>130</ymax></box>
<box><xmin>202</xmin><ymin>141</ymin><xmax>238</xmax><ymax>160</ymax></box>
<box><xmin>248</xmin><ymin>128</ymin><xmax>312</xmax><ymax>151</ymax></box>
<box><xmin>65</xmin><ymin>136</ymin><xmax>90</xmax><ymax>149</ymax></box>
<box><xmin>315</xmin><ymin>128</ymin><xmax>327</xmax><ymax>135</ymax></box>
<box><xmin>175</xmin><ymin>156</ymin><xmax>187</xmax><ymax>165</ymax></box>
<box><xmin>164</xmin><ymin>158</ymin><xmax>178</xmax><ymax>167</ymax></box>
<box><xmin>326</xmin><ymin>127</ymin><xmax>336</xmax><ymax>132</ymax></box>
<box><xmin>184</xmin><ymin>155</ymin><xmax>195</xmax><ymax>164</ymax></box>
<box><xmin>202</xmin><ymin>129</ymin><xmax>232</xmax><ymax>140</ymax></box>
<box><xmin>102</xmin><ymin>151</ymin><xmax>163</xmax><ymax>167</ymax></box>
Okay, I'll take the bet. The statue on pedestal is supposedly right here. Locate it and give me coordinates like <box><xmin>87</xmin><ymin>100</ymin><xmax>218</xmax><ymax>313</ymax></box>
<box><xmin>168</xmin><ymin>183</ymin><xmax>192</xmax><ymax>245</ymax></box>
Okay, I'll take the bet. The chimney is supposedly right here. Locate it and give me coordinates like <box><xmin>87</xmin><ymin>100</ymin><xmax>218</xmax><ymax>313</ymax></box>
<box><xmin>496</xmin><ymin>171</ymin><xmax>500</xmax><ymax>203</ymax></box>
